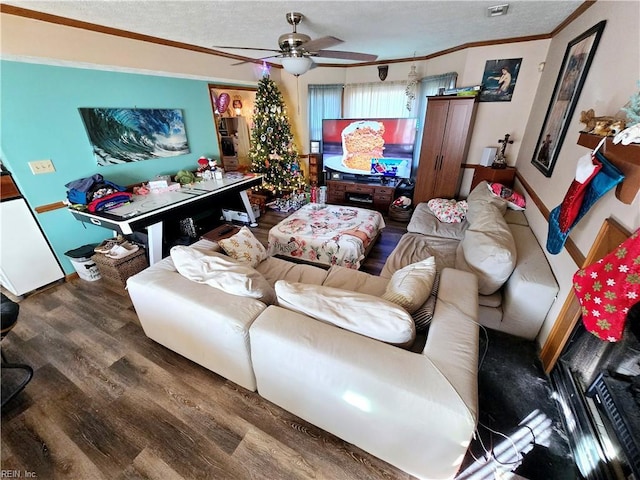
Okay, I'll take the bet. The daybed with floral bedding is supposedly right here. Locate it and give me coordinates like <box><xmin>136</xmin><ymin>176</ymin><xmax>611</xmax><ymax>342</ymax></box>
<box><xmin>266</xmin><ymin>203</ymin><xmax>385</xmax><ymax>269</ymax></box>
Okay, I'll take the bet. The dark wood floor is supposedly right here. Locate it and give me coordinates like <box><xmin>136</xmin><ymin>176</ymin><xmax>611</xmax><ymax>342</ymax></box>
<box><xmin>1</xmin><ymin>210</ymin><xmax>413</xmax><ymax>480</ymax></box>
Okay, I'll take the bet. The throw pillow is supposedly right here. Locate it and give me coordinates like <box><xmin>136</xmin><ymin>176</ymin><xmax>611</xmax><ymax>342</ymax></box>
<box><xmin>382</xmin><ymin>256</ymin><xmax>437</xmax><ymax>314</ymax></box>
<box><xmin>170</xmin><ymin>246</ymin><xmax>276</xmax><ymax>304</ymax></box>
<box><xmin>411</xmin><ymin>272</ymin><xmax>440</xmax><ymax>331</ymax></box>
<box><xmin>427</xmin><ymin>198</ymin><xmax>468</xmax><ymax>223</ymax></box>
<box><xmin>275</xmin><ymin>281</ymin><xmax>415</xmax><ymax>347</ymax></box>
<box><xmin>218</xmin><ymin>226</ymin><xmax>267</xmax><ymax>268</ymax></box>
<box><xmin>487</xmin><ymin>182</ymin><xmax>526</xmax><ymax>210</ymax></box>
<box><xmin>413</xmin><ymin>297</ymin><xmax>436</xmax><ymax>332</ymax></box>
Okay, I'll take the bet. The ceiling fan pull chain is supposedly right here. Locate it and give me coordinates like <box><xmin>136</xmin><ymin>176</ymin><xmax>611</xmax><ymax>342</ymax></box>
<box><xmin>297</xmin><ymin>75</ymin><xmax>301</xmax><ymax>116</ymax></box>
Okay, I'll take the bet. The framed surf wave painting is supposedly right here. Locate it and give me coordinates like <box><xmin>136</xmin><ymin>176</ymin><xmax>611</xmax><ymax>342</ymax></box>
<box><xmin>78</xmin><ymin>108</ymin><xmax>190</xmax><ymax>166</ymax></box>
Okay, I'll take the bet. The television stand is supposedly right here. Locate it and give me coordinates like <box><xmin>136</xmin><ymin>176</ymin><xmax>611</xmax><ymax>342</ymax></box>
<box><xmin>326</xmin><ymin>178</ymin><xmax>399</xmax><ymax>212</ymax></box>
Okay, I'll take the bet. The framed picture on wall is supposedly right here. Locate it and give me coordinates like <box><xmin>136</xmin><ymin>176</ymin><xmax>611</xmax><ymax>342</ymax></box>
<box><xmin>479</xmin><ymin>58</ymin><xmax>522</xmax><ymax>102</ymax></box>
<box><xmin>531</xmin><ymin>21</ymin><xmax>606</xmax><ymax>177</ymax></box>
<box><xmin>79</xmin><ymin>108</ymin><xmax>190</xmax><ymax>166</ymax></box>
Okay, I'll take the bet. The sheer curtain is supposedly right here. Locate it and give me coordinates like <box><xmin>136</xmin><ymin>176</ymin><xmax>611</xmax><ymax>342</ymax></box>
<box><xmin>343</xmin><ymin>81</ymin><xmax>410</xmax><ymax>118</ymax></box>
<box><xmin>308</xmin><ymin>84</ymin><xmax>343</xmax><ymax>142</ymax></box>
<box><xmin>415</xmin><ymin>72</ymin><xmax>458</xmax><ymax>119</ymax></box>
<box><xmin>412</xmin><ymin>72</ymin><xmax>458</xmax><ymax>171</ymax></box>
<box><xmin>307</xmin><ymin>73</ymin><xmax>457</xmax><ymax>170</ymax></box>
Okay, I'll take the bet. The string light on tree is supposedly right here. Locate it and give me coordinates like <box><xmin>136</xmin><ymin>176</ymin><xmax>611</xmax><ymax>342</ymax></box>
<box><xmin>249</xmin><ymin>74</ymin><xmax>304</xmax><ymax>194</ymax></box>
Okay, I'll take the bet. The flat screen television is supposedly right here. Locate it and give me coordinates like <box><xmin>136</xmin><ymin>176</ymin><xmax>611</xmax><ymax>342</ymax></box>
<box><xmin>322</xmin><ymin>118</ymin><xmax>417</xmax><ymax>178</ymax></box>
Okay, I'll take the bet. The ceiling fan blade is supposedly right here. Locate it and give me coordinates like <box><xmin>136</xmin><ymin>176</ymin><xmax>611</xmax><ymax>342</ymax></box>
<box><xmin>212</xmin><ymin>45</ymin><xmax>281</xmax><ymax>53</ymax></box>
<box><xmin>315</xmin><ymin>50</ymin><xmax>378</xmax><ymax>62</ymax></box>
<box><xmin>300</xmin><ymin>36</ymin><xmax>343</xmax><ymax>52</ymax></box>
<box><xmin>231</xmin><ymin>54</ymin><xmax>280</xmax><ymax>66</ymax></box>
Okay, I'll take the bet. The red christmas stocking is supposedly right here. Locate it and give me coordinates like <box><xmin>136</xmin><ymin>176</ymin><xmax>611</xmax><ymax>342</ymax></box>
<box><xmin>573</xmin><ymin>229</ymin><xmax>640</xmax><ymax>341</ymax></box>
<box><xmin>558</xmin><ymin>152</ymin><xmax>602</xmax><ymax>233</ymax></box>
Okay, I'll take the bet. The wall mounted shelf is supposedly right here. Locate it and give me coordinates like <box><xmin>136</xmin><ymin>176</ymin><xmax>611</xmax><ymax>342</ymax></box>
<box><xmin>577</xmin><ymin>132</ymin><xmax>640</xmax><ymax>204</ymax></box>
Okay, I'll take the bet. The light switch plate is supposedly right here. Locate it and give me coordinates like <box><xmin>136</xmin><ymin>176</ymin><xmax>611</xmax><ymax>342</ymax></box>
<box><xmin>28</xmin><ymin>159</ymin><xmax>56</xmax><ymax>174</ymax></box>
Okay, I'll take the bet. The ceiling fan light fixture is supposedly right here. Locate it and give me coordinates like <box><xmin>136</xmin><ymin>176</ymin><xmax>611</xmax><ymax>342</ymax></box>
<box><xmin>281</xmin><ymin>56</ymin><xmax>313</xmax><ymax>76</ymax></box>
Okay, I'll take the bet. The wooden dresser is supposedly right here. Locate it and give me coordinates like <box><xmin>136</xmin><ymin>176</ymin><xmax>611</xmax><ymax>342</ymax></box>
<box><xmin>470</xmin><ymin>166</ymin><xmax>517</xmax><ymax>191</ymax></box>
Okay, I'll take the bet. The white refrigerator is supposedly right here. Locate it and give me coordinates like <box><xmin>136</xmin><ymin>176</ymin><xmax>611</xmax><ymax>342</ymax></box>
<box><xmin>0</xmin><ymin>197</ymin><xmax>64</xmax><ymax>296</ymax></box>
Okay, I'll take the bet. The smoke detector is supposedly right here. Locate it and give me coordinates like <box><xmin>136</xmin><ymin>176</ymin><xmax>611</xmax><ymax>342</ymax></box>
<box><xmin>487</xmin><ymin>4</ymin><xmax>509</xmax><ymax>17</ymax></box>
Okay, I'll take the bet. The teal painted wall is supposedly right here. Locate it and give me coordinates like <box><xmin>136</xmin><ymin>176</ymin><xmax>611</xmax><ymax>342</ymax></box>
<box><xmin>1</xmin><ymin>60</ymin><xmax>221</xmax><ymax>274</ymax></box>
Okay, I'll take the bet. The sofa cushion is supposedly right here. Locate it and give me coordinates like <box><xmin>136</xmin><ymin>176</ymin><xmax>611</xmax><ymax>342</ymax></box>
<box><xmin>256</xmin><ymin>256</ymin><xmax>328</xmax><ymax>287</ymax></box>
<box><xmin>187</xmin><ymin>238</ymin><xmax>223</xmax><ymax>254</ymax></box>
<box><xmin>478</xmin><ymin>291</ymin><xmax>502</xmax><ymax>308</ymax></box>
<box><xmin>218</xmin><ymin>226</ymin><xmax>267</xmax><ymax>268</ymax></box>
<box><xmin>455</xmin><ymin>203</ymin><xmax>517</xmax><ymax>295</ymax></box>
<box><xmin>323</xmin><ymin>265</ymin><xmax>389</xmax><ymax>296</ymax></box>
<box><xmin>504</xmin><ymin>209</ymin><xmax>529</xmax><ymax>226</ymax></box>
<box><xmin>380</xmin><ymin>233</ymin><xmax>459</xmax><ymax>279</ymax></box>
<box><xmin>466</xmin><ymin>180</ymin><xmax>508</xmax><ymax>223</ymax></box>
<box><xmin>170</xmin><ymin>246</ymin><xmax>276</xmax><ymax>304</ymax></box>
<box><xmin>407</xmin><ymin>203</ymin><xmax>468</xmax><ymax>240</ymax></box>
<box><xmin>274</xmin><ymin>280</ymin><xmax>415</xmax><ymax>347</ymax></box>
<box><xmin>382</xmin><ymin>256</ymin><xmax>437</xmax><ymax>314</ymax></box>
<box><xmin>500</xmin><ymin>224</ymin><xmax>559</xmax><ymax>340</ymax></box>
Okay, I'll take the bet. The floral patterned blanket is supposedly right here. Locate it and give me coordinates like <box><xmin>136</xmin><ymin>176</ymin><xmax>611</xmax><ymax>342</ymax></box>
<box><xmin>267</xmin><ymin>203</ymin><xmax>386</xmax><ymax>269</ymax></box>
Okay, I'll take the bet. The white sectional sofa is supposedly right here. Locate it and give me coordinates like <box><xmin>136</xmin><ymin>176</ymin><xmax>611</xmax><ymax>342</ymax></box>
<box><xmin>382</xmin><ymin>181</ymin><xmax>559</xmax><ymax>340</ymax></box>
<box><xmin>127</xmin><ymin>237</ymin><xmax>479</xmax><ymax>480</ymax></box>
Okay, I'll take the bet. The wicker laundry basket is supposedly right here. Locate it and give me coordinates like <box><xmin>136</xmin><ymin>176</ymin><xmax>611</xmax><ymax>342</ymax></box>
<box><xmin>388</xmin><ymin>204</ymin><xmax>413</xmax><ymax>222</ymax></box>
<box><xmin>92</xmin><ymin>248</ymin><xmax>148</xmax><ymax>289</ymax></box>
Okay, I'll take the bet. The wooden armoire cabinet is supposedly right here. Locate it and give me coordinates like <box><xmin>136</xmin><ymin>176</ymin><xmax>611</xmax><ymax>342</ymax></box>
<box><xmin>414</xmin><ymin>96</ymin><xmax>478</xmax><ymax>204</ymax></box>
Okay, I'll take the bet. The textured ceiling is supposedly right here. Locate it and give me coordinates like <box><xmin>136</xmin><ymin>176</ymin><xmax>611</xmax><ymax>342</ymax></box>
<box><xmin>6</xmin><ymin>1</ymin><xmax>585</xmax><ymax>65</ymax></box>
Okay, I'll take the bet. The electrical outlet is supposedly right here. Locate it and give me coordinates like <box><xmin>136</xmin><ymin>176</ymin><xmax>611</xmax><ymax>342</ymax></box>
<box><xmin>28</xmin><ymin>159</ymin><xmax>56</xmax><ymax>174</ymax></box>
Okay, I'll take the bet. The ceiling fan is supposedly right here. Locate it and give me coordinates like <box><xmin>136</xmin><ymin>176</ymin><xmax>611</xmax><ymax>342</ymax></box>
<box><xmin>213</xmin><ymin>12</ymin><xmax>378</xmax><ymax>76</ymax></box>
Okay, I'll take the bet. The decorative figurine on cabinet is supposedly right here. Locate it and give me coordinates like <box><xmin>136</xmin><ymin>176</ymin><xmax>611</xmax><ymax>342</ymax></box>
<box><xmin>492</xmin><ymin>133</ymin><xmax>514</xmax><ymax>169</ymax></box>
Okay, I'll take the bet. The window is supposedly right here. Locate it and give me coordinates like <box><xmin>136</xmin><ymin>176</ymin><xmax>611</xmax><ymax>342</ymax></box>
<box><xmin>308</xmin><ymin>84</ymin><xmax>343</xmax><ymax>142</ymax></box>
<box><xmin>344</xmin><ymin>81</ymin><xmax>411</xmax><ymax>118</ymax></box>
<box><xmin>412</xmin><ymin>72</ymin><xmax>458</xmax><ymax>171</ymax></box>
<box><xmin>307</xmin><ymin>72</ymin><xmax>457</xmax><ymax>157</ymax></box>
<box><xmin>308</xmin><ymin>81</ymin><xmax>413</xmax><ymax>145</ymax></box>
<box><xmin>414</xmin><ymin>72</ymin><xmax>458</xmax><ymax>126</ymax></box>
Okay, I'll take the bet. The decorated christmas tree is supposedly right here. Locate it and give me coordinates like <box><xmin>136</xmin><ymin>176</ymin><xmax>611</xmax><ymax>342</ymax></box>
<box><xmin>249</xmin><ymin>74</ymin><xmax>304</xmax><ymax>194</ymax></box>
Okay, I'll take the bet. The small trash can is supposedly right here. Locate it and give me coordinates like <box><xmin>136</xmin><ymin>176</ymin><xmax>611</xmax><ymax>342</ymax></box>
<box><xmin>64</xmin><ymin>244</ymin><xmax>101</xmax><ymax>281</ymax></box>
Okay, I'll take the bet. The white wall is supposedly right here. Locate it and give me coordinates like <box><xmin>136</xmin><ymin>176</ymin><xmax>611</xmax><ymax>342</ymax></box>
<box><xmin>460</xmin><ymin>41</ymin><xmax>551</xmax><ymax>170</ymax></box>
<box><xmin>516</xmin><ymin>0</ymin><xmax>640</xmax><ymax>345</ymax></box>
<box><xmin>0</xmin><ymin>12</ymin><xmax>547</xmax><ymax>169</ymax></box>
<box><xmin>0</xmin><ymin>13</ymin><xmax>265</xmax><ymax>84</ymax></box>
<box><xmin>288</xmin><ymin>39</ymin><xmax>550</xmax><ymax>166</ymax></box>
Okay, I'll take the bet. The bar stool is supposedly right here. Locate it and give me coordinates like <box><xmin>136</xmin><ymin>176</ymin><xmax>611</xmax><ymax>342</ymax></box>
<box><xmin>1</xmin><ymin>293</ymin><xmax>33</xmax><ymax>408</ymax></box>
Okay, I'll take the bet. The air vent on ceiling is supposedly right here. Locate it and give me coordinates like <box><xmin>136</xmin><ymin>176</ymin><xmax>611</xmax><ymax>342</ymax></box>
<box><xmin>487</xmin><ymin>4</ymin><xmax>509</xmax><ymax>17</ymax></box>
